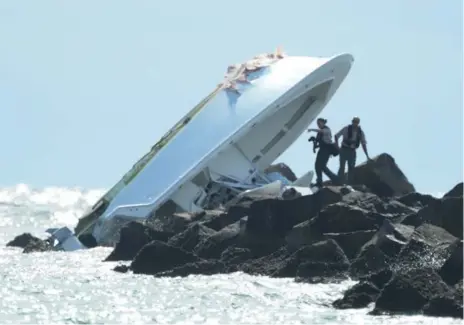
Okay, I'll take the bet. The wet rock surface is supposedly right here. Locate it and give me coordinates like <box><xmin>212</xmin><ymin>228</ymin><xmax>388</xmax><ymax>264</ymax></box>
<box><xmin>6</xmin><ymin>233</ymin><xmax>51</xmax><ymax>253</ymax></box>
<box><xmin>103</xmin><ymin>154</ymin><xmax>463</xmax><ymax>319</ymax></box>
<box><xmin>7</xmin><ymin>153</ymin><xmax>463</xmax><ymax>319</ymax></box>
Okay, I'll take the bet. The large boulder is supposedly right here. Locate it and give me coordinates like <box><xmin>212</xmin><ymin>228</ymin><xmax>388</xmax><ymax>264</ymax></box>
<box><xmin>6</xmin><ymin>233</ymin><xmax>51</xmax><ymax>254</ymax></box>
<box><xmin>167</xmin><ymin>223</ymin><xmax>216</xmax><ymax>252</ymax></box>
<box><xmin>246</xmin><ymin>187</ymin><xmax>345</xmax><ymax>240</ymax></box>
<box><xmin>422</xmin><ymin>288</ymin><xmax>463</xmax><ymax>319</ymax></box>
<box><xmin>343</xmin><ymin>191</ymin><xmax>415</xmax><ymax>218</ymax></box>
<box><xmin>130</xmin><ymin>240</ymin><xmax>200</xmax><ymax>275</ymax></box>
<box><xmin>358</xmin><ymin>219</ymin><xmax>415</xmax><ymax>259</ymax></box>
<box><xmin>402</xmin><ymin>196</ymin><xmax>463</xmax><ymax>239</ymax></box>
<box><xmin>7</xmin><ymin>233</ymin><xmax>44</xmax><ymax>249</ymax></box>
<box><xmin>199</xmin><ymin>205</ymin><xmax>249</xmax><ymax>231</ymax></box>
<box><xmin>294</xmin><ymin>239</ymin><xmax>350</xmax><ymax>283</ymax></box>
<box><xmin>310</xmin><ymin>203</ymin><xmax>383</xmax><ymax>234</ymax></box>
<box><xmin>285</xmin><ymin>201</ymin><xmax>386</xmax><ymax>252</ymax></box>
<box><xmin>349</xmin><ymin>244</ymin><xmax>390</xmax><ymax>278</ymax></box>
<box><xmin>220</xmin><ymin>247</ymin><xmax>253</xmax><ymax>266</ymax></box>
<box><xmin>396</xmin><ymin>192</ymin><xmax>438</xmax><ymax>209</ymax></box>
<box><xmin>240</xmin><ymin>247</ymin><xmax>292</xmax><ymax>277</ymax></box>
<box><xmin>193</xmin><ymin>219</ymin><xmax>244</xmax><ymax>259</ymax></box>
<box><xmin>154</xmin><ymin>260</ymin><xmax>227</xmax><ymax>278</ymax></box>
<box><xmin>443</xmin><ymin>182</ymin><xmax>463</xmax><ymax>198</ymax></box>
<box><xmin>350</xmin><ymin>153</ymin><xmax>415</xmax><ymax>198</ymax></box>
<box><xmin>372</xmin><ymin>268</ymin><xmax>452</xmax><ymax>315</ymax></box>
<box><xmin>359</xmin><ymin>269</ymin><xmax>394</xmax><ymax>290</ymax></box>
<box><xmin>144</xmin><ymin>212</ymin><xmax>193</xmax><ymax>238</ymax></box>
<box><xmin>394</xmin><ymin>223</ymin><xmax>457</xmax><ymax>271</ymax></box>
<box><xmin>285</xmin><ymin>191</ymin><xmax>414</xmax><ymax>252</ymax></box>
<box><xmin>439</xmin><ymin>240</ymin><xmax>463</xmax><ymax>286</ymax></box>
<box><xmin>348</xmin><ymin>220</ymin><xmax>414</xmax><ymax>277</ymax></box>
<box><xmin>333</xmin><ymin>281</ymin><xmax>381</xmax><ymax>309</ymax></box>
<box><xmin>332</xmin><ymin>269</ymin><xmax>394</xmax><ymax>310</ymax></box>
<box><xmin>323</xmin><ymin>229</ymin><xmax>377</xmax><ymax>260</ymax></box>
<box><xmin>105</xmin><ymin>221</ymin><xmax>171</xmax><ymax>262</ymax></box>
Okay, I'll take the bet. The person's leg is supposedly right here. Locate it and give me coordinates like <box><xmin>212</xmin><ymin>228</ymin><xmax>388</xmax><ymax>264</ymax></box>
<box><xmin>322</xmin><ymin>163</ymin><xmax>338</xmax><ymax>184</ymax></box>
<box><xmin>338</xmin><ymin>147</ymin><xmax>348</xmax><ymax>184</ymax></box>
<box><xmin>317</xmin><ymin>149</ymin><xmax>332</xmax><ymax>185</ymax></box>
<box><xmin>314</xmin><ymin>150</ymin><xmax>323</xmax><ymax>186</ymax></box>
<box><xmin>346</xmin><ymin>149</ymin><xmax>357</xmax><ymax>184</ymax></box>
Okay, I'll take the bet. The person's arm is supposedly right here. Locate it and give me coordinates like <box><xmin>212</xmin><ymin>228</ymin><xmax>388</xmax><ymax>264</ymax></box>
<box><xmin>360</xmin><ymin>131</ymin><xmax>370</xmax><ymax>159</ymax></box>
<box><xmin>307</xmin><ymin>128</ymin><xmax>322</xmax><ymax>133</ymax></box>
<box><xmin>334</xmin><ymin>127</ymin><xmax>346</xmax><ymax>146</ymax></box>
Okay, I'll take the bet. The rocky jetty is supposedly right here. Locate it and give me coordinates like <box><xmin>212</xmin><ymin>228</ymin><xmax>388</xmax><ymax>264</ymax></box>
<box><xmin>6</xmin><ymin>153</ymin><xmax>463</xmax><ymax>319</ymax></box>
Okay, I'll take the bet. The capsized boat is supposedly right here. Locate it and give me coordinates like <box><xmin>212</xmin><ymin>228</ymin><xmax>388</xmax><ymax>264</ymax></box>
<box><xmin>46</xmin><ymin>49</ymin><xmax>354</xmax><ymax>251</ymax></box>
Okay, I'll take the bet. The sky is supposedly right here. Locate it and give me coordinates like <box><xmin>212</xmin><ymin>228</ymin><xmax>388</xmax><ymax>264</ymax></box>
<box><xmin>0</xmin><ymin>0</ymin><xmax>462</xmax><ymax>195</ymax></box>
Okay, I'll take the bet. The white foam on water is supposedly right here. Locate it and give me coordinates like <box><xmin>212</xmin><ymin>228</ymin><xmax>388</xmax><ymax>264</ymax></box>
<box><xmin>0</xmin><ymin>185</ymin><xmax>459</xmax><ymax>324</ymax></box>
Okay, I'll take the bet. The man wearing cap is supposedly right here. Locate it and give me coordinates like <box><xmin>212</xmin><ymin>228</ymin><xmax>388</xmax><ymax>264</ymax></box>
<box><xmin>334</xmin><ymin>117</ymin><xmax>371</xmax><ymax>185</ymax></box>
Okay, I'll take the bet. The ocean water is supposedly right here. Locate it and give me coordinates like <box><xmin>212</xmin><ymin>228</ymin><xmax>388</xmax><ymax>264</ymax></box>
<box><xmin>0</xmin><ymin>184</ymin><xmax>459</xmax><ymax>324</ymax></box>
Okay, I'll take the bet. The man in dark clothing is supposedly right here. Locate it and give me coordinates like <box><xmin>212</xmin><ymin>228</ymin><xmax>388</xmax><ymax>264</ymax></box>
<box><xmin>334</xmin><ymin>116</ymin><xmax>371</xmax><ymax>185</ymax></box>
<box><xmin>307</xmin><ymin>118</ymin><xmax>339</xmax><ymax>188</ymax></box>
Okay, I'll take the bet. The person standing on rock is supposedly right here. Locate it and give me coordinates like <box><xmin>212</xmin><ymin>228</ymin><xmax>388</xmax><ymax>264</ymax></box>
<box><xmin>334</xmin><ymin>116</ymin><xmax>370</xmax><ymax>185</ymax></box>
<box><xmin>307</xmin><ymin>118</ymin><xmax>339</xmax><ymax>188</ymax></box>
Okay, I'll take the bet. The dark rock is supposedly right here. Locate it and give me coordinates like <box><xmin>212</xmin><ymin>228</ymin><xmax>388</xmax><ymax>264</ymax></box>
<box><xmin>310</xmin><ymin>203</ymin><xmax>382</xmax><ymax>234</ymax></box>
<box><xmin>220</xmin><ymin>247</ymin><xmax>252</xmax><ymax>265</ymax></box>
<box><xmin>130</xmin><ymin>240</ymin><xmax>200</xmax><ymax>275</ymax></box>
<box><xmin>455</xmin><ymin>280</ymin><xmax>463</xmax><ymax>296</ymax></box>
<box><xmin>167</xmin><ymin>223</ymin><xmax>216</xmax><ymax>252</ymax></box>
<box><xmin>423</xmin><ymin>293</ymin><xmax>463</xmax><ymax>319</ymax></box>
<box><xmin>78</xmin><ymin>233</ymin><xmax>98</xmax><ymax>248</ymax></box>
<box><xmin>286</xmin><ymin>202</ymin><xmax>382</xmax><ymax>251</ymax></box>
<box><xmin>349</xmin><ymin>245</ymin><xmax>390</xmax><ymax>278</ymax></box>
<box><xmin>23</xmin><ymin>239</ymin><xmax>51</xmax><ymax>253</ymax></box>
<box><xmin>294</xmin><ymin>239</ymin><xmax>350</xmax><ymax>282</ymax></box>
<box><xmin>350</xmin><ymin>153</ymin><xmax>415</xmax><ymax>198</ymax></box>
<box><xmin>105</xmin><ymin>221</ymin><xmax>168</xmax><ymax>262</ymax></box>
<box><xmin>113</xmin><ymin>265</ymin><xmax>130</xmax><ymax>273</ymax></box>
<box><xmin>264</xmin><ymin>163</ymin><xmax>297</xmax><ymax>182</ymax></box>
<box><xmin>7</xmin><ymin>233</ymin><xmax>52</xmax><ymax>253</ymax></box>
<box><xmin>394</xmin><ymin>223</ymin><xmax>457</xmax><ymax>271</ymax></box>
<box><xmin>323</xmin><ymin>230</ymin><xmax>377</xmax><ymax>260</ymax></box>
<box><xmin>296</xmin><ymin>239</ymin><xmax>350</xmax><ymax>265</ymax></box>
<box><xmin>240</xmin><ymin>247</ymin><xmax>292</xmax><ymax>277</ymax></box>
<box><xmin>200</xmin><ymin>204</ymin><xmax>249</xmax><ymax>231</ymax></box>
<box><xmin>359</xmin><ymin>219</ymin><xmax>414</xmax><ymax>259</ymax></box>
<box><xmin>285</xmin><ymin>220</ymin><xmax>317</xmax><ymax>251</ymax></box>
<box><xmin>144</xmin><ymin>212</ymin><xmax>193</xmax><ymax>239</ymax></box>
<box><xmin>246</xmin><ymin>187</ymin><xmax>343</xmax><ymax>239</ymax></box>
<box><xmin>402</xmin><ymin>197</ymin><xmax>463</xmax><ymax>239</ymax></box>
<box><xmin>443</xmin><ymin>182</ymin><xmax>463</xmax><ymax>198</ymax></box>
<box><xmin>155</xmin><ymin>260</ymin><xmax>227</xmax><ymax>277</ymax></box>
<box><xmin>296</xmin><ymin>261</ymin><xmax>349</xmax><ymax>284</ymax></box>
<box><xmin>372</xmin><ymin>268</ymin><xmax>452</xmax><ymax>315</ymax></box>
<box><xmin>6</xmin><ymin>233</ymin><xmax>43</xmax><ymax>249</ymax></box>
<box><xmin>194</xmin><ymin>220</ymin><xmax>242</xmax><ymax>259</ymax></box>
<box><xmin>439</xmin><ymin>240</ymin><xmax>463</xmax><ymax>286</ymax></box>
<box><xmin>397</xmin><ymin>192</ymin><xmax>438</xmax><ymax>209</ymax></box>
<box><xmin>343</xmin><ymin>191</ymin><xmax>415</xmax><ymax>218</ymax></box>
<box><xmin>359</xmin><ymin>269</ymin><xmax>394</xmax><ymax>290</ymax></box>
<box><xmin>333</xmin><ymin>281</ymin><xmax>380</xmax><ymax>309</ymax></box>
